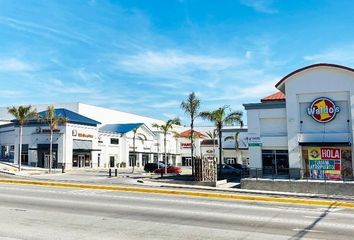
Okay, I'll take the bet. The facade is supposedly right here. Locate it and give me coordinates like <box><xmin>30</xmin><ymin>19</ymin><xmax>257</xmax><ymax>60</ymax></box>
<box><xmin>177</xmin><ymin>127</ymin><xmax>249</xmax><ymax>166</ymax></box>
<box><xmin>244</xmin><ymin>63</ymin><xmax>354</xmax><ymax>179</ymax></box>
<box><xmin>0</xmin><ymin>103</ymin><xmax>180</xmax><ymax>169</ymax></box>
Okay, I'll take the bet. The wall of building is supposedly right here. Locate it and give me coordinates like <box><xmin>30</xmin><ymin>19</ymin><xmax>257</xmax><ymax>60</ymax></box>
<box><xmin>283</xmin><ymin>67</ymin><xmax>354</xmax><ymax>169</ymax></box>
<box><xmin>246</xmin><ymin>106</ymin><xmax>287</xmax><ymax>168</ymax></box>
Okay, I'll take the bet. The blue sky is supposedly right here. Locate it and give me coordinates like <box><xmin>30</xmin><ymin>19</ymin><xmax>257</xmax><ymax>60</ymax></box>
<box><xmin>1</xmin><ymin>0</ymin><xmax>354</xmax><ymax>125</ymax></box>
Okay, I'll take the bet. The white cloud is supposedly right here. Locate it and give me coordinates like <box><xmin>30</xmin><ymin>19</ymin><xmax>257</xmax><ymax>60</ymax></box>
<box><xmin>304</xmin><ymin>45</ymin><xmax>354</xmax><ymax>65</ymax></box>
<box><xmin>150</xmin><ymin>100</ymin><xmax>179</xmax><ymax>109</ymax></box>
<box><xmin>0</xmin><ymin>90</ymin><xmax>25</xmax><ymax>97</ymax></box>
<box><xmin>0</xmin><ymin>58</ymin><xmax>33</xmax><ymax>72</ymax></box>
<box><xmin>0</xmin><ymin>16</ymin><xmax>95</xmax><ymax>46</ymax></box>
<box><xmin>117</xmin><ymin>50</ymin><xmax>240</xmax><ymax>77</ymax></box>
<box><xmin>245</xmin><ymin>51</ymin><xmax>252</xmax><ymax>59</ymax></box>
<box><xmin>240</xmin><ymin>0</ymin><xmax>278</xmax><ymax>14</ymax></box>
<box><xmin>73</xmin><ymin>68</ymin><xmax>103</xmax><ymax>83</ymax></box>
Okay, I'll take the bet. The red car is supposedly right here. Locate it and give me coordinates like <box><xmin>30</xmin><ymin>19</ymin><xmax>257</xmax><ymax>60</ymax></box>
<box><xmin>154</xmin><ymin>165</ymin><xmax>182</xmax><ymax>174</ymax></box>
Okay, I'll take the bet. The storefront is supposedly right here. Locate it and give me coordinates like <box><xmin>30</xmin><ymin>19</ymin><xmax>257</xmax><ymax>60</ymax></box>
<box><xmin>244</xmin><ymin>63</ymin><xmax>354</xmax><ymax>179</ymax></box>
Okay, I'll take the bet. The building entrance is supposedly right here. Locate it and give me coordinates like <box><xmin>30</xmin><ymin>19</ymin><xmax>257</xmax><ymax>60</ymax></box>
<box><xmin>182</xmin><ymin>157</ymin><xmax>192</xmax><ymax>166</ymax></box>
<box><xmin>72</xmin><ymin>152</ymin><xmax>91</xmax><ymax>168</ymax></box>
<box><xmin>37</xmin><ymin>144</ymin><xmax>58</xmax><ymax>168</ymax></box>
<box><xmin>262</xmin><ymin>150</ymin><xmax>289</xmax><ymax>176</ymax></box>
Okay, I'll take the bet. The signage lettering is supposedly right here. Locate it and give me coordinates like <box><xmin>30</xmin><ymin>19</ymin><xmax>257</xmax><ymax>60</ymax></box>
<box><xmin>181</xmin><ymin>143</ymin><xmax>192</xmax><ymax>148</ymax></box>
<box><xmin>308</xmin><ymin>147</ymin><xmax>341</xmax><ymax>180</ymax></box>
<box><xmin>36</xmin><ymin>127</ymin><xmax>60</xmax><ymax>134</ymax></box>
<box><xmin>307</xmin><ymin>97</ymin><xmax>340</xmax><ymax>123</ymax></box>
<box><xmin>78</xmin><ymin>133</ymin><xmax>94</xmax><ymax>138</ymax></box>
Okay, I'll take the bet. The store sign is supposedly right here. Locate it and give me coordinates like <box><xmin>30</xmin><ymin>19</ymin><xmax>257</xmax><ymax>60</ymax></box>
<box><xmin>248</xmin><ymin>136</ymin><xmax>262</xmax><ymax>147</ymax></box>
<box><xmin>307</xmin><ymin>97</ymin><xmax>340</xmax><ymax>123</ymax></box>
<box><xmin>36</xmin><ymin>127</ymin><xmax>60</xmax><ymax>134</ymax></box>
<box><xmin>72</xmin><ymin>130</ymin><xmax>78</xmax><ymax>136</ymax></box>
<box><xmin>308</xmin><ymin>147</ymin><xmax>341</xmax><ymax>180</ymax></box>
<box><xmin>181</xmin><ymin>143</ymin><xmax>192</xmax><ymax>148</ymax></box>
<box><xmin>72</xmin><ymin>129</ymin><xmax>94</xmax><ymax>138</ymax></box>
<box><xmin>78</xmin><ymin>133</ymin><xmax>94</xmax><ymax>138</ymax></box>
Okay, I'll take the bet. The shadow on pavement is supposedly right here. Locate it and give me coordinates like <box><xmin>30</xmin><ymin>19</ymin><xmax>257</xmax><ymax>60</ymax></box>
<box><xmin>289</xmin><ymin>202</ymin><xmax>337</xmax><ymax>240</ymax></box>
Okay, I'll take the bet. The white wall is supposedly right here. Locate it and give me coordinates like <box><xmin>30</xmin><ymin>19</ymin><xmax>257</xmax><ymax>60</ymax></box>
<box><xmin>284</xmin><ymin>67</ymin><xmax>354</xmax><ymax>169</ymax></box>
<box><xmin>246</xmin><ymin>107</ymin><xmax>288</xmax><ymax>168</ymax></box>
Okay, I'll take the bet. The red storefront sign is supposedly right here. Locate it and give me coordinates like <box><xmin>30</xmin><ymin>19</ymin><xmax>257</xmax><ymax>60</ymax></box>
<box><xmin>181</xmin><ymin>143</ymin><xmax>192</xmax><ymax>148</ymax></box>
<box><xmin>320</xmin><ymin>147</ymin><xmax>341</xmax><ymax>160</ymax></box>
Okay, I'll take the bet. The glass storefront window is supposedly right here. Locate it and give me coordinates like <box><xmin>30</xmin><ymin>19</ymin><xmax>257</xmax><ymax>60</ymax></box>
<box><xmin>262</xmin><ymin>150</ymin><xmax>289</xmax><ymax>176</ymax></box>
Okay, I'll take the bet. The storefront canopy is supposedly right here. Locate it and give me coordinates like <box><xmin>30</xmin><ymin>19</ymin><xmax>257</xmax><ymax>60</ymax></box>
<box><xmin>298</xmin><ymin>133</ymin><xmax>351</xmax><ymax>146</ymax></box>
<box><xmin>73</xmin><ymin>140</ymin><xmax>101</xmax><ymax>152</ymax></box>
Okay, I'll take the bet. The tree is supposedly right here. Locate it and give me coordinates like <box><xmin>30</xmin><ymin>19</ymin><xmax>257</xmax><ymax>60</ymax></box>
<box><xmin>153</xmin><ymin>118</ymin><xmax>181</xmax><ymax>174</ymax></box>
<box><xmin>130</xmin><ymin>127</ymin><xmax>147</xmax><ymax>173</ymax></box>
<box><xmin>180</xmin><ymin>92</ymin><xmax>200</xmax><ymax>176</ymax></box>
<box><xmin>7</xmin><ymin>105</ymin><xmax>37</xmax><ymax>171</ymax></box>
<box><xmin>224</xmin><ymin>131</ymin><xmax>240</xmax><ymax>163</ymax></box>
<box><xmin>206</xmin><ymin>129</ymin><xmax>218</xmax><ymax>161</ymax></box>
<box><xmin>200</xmin><ymin>106</ymin><xmax>243</xmax><ymax>177</ymax></box>
<box><xmin>39</xmin><ymin>105</ymin><xmax>67</xmax><ymax>173</ymax></box>
<box><xmin>131</xmin><ymin>128</ymin><xmax>138</xmax><ymax>173</ymax></box>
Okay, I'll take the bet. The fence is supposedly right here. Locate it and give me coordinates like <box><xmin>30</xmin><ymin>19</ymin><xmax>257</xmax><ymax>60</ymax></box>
<box><xmin>245</xmin><ymin>167</ymin><xmax>354</xmax><ymax>182</ymax></box>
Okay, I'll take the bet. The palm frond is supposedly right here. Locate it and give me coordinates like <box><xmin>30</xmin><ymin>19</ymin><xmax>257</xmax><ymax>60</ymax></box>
<box><xmin>224</xmin><ymin>135</ymin><xmax>235</xmax><ymax>141</ymax></box>
<box><xmin>224</xmin><ymin>111</ymin><xmax>243</xmax><ymax>126</ymax></box>
<box><xmin>7</xmin><ymin>105</ymin><xmax>37</xmax><ymax>126</ymax></box>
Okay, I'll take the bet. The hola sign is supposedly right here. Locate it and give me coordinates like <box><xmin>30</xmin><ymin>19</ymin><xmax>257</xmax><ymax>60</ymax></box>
<box><xmin>307</xmin><ymin>97</ymin><xmax>340</xmax><ymax>123</ymax></box>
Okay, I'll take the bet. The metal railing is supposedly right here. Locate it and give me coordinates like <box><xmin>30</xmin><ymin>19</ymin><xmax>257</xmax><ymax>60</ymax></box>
<box><xmin>243</xmin><ymin>167</ymin><xmax>354</xmax><ymax>182</ymax></box>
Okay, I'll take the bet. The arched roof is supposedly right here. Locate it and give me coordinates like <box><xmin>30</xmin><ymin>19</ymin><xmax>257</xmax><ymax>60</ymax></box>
<box><xmin>275</xmin><ymin>63</ymin><xmax>354</xmax><ymax>91</ymax></box>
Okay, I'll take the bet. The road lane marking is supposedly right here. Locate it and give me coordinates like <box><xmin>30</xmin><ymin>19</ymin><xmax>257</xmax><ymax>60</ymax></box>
<box><xmin>0</xmin><ymin>178</ymin><xmax>354</xmax><ymax>209</ymax></box>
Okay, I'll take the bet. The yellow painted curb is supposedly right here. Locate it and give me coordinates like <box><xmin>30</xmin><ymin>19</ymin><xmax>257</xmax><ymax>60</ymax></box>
<box><xmin>1</xmin><ymin>178</ymin><xmax>354</xmax><ymax>209</ymax></box>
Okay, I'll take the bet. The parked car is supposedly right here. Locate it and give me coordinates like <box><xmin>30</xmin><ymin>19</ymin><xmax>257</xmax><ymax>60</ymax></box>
<box><xmin>228</xmin><ymin>163</ymin><xmax>250</xmax><ymax>176</ymax></box>
<box><xmin>144</xmin><ymin>162</ymin><xmax>166</xmax><ymax>172</ymax></box>
<box><xmin>217</xmin><ymin>164</ymin><xmax>242</xmax><ymax>175</ymax></box>
<box><xmin>154</xmin><ymin>165</ymin><xmax>182</xmax><ymax>174</ymax></box>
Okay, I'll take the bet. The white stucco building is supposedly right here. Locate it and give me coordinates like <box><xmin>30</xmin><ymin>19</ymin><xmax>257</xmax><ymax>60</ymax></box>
<box><xmin>0</xmin><ymin>103</ymin><xmax>180</xmax><ymax>170</ymax></box>
<box><xmin>244</xmin><ymin>63</ymin><xmax>354</xmax><ymax>179</ymax></box>
<box><xmin>177</xmin><ymin>127</ymin><xmax>249</xmax><ymax>166</ymax></box>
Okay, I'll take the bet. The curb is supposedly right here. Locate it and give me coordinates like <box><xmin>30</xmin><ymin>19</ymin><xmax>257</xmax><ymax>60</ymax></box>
<box><xmin>1</xmin><ymin>178</ymin><xmax>354</xmax><ymax>209</ymax></box>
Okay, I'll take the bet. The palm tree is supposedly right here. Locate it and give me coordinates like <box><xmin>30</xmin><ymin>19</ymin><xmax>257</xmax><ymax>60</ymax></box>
<box><xmin>131</xmin><ymin>126</ymin><xmax>147</xmax><ymax>173</ymax></box>
<box><xmin>39</xmin><ymin>105</ymin><xmax>67</xmax><ymax>173</ymax></box>
<box><xmin>153</xmin><ymin>118</ymin><xmax>181</xmax><ymax>174</ymax></box>
<box><xmin>224</xmin><ymin>131</ymin><xmax>240</xmax><ymax>163</ymax></box>
<box><xmin>180</xmin><ymin>92</ymin><xmax>200</xmax><ymax>176</ymax></box>
<box><xmin>131</xmin><ymin>127</ymin><xmax>139</xmax><ymax>173</ymax></box>
<box><xmin>200</xmin><ymin>106</ymin><xmax>243</xmax><ymax>177</ymax></box>
<box><xmin>7</xmin><ymin>105</ymin><xmax>37</xmax><ymax>171</ymax></box>
<box><xmin>206</xmin><ymin>129</ymin><xmax>218</xmax><ymax>160</ymax></box>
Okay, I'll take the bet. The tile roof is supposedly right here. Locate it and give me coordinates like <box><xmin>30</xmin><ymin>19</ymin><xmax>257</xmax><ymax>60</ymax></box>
<box><xmin>261</xmin><ymin>91</ymin><xmax>286</xmax><ymax>102</ymax></box>
<box><xmin>37</xmin><ymin>108</ymin><xmax>101</xmax><ymax>126</ymax></box>
<box><xmin>100</xmin><ymin>123</ymin><xmax>144</xmax><ymax>134</ymax></box>
<box><xmin>179</xmin><ymin>129</ymin><xmax>206</xmax><ymax>138</ymax></box>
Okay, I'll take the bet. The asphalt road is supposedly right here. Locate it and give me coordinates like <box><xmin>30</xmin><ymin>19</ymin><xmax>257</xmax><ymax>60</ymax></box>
<box><xmin>0</xmin><ymin>183</ymin><xmax>353</xmax><ymax>240</ymax></box>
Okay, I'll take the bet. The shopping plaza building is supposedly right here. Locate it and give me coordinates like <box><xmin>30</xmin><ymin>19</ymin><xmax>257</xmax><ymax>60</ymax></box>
<box><xmin>0</xmin><ymin>103</ymin><xmax>247</xmax><ymax>169</ymax></box>
<box><xmin>0</xmin><ymin>103</ymin><xmax>177</xmax><ymax>169</ymax></box>
<box><xmin>244</xmin><ymin>63</ymin><xmax>354</xmax><ymax>179</ymax></box>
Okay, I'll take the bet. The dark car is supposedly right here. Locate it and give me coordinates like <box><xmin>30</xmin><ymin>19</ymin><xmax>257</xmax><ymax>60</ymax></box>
<box><xmin>228</xmin><ymin>163</ymin><xmax>250</xmax><ymax>176</ymax></box>
<box><xmin>144</xmin><ymin>162</ymin><xmax>165</xmax><ymax>172</ymax></box>
<box><xmin>217</xmin><ymin>164</ymin><xmax>242</xmax><ymax>175</ymax></box>
<box><xmin>154</xmin><ymin>165</ymin><xmax>182</xmax><ymax>174</ymax></box>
